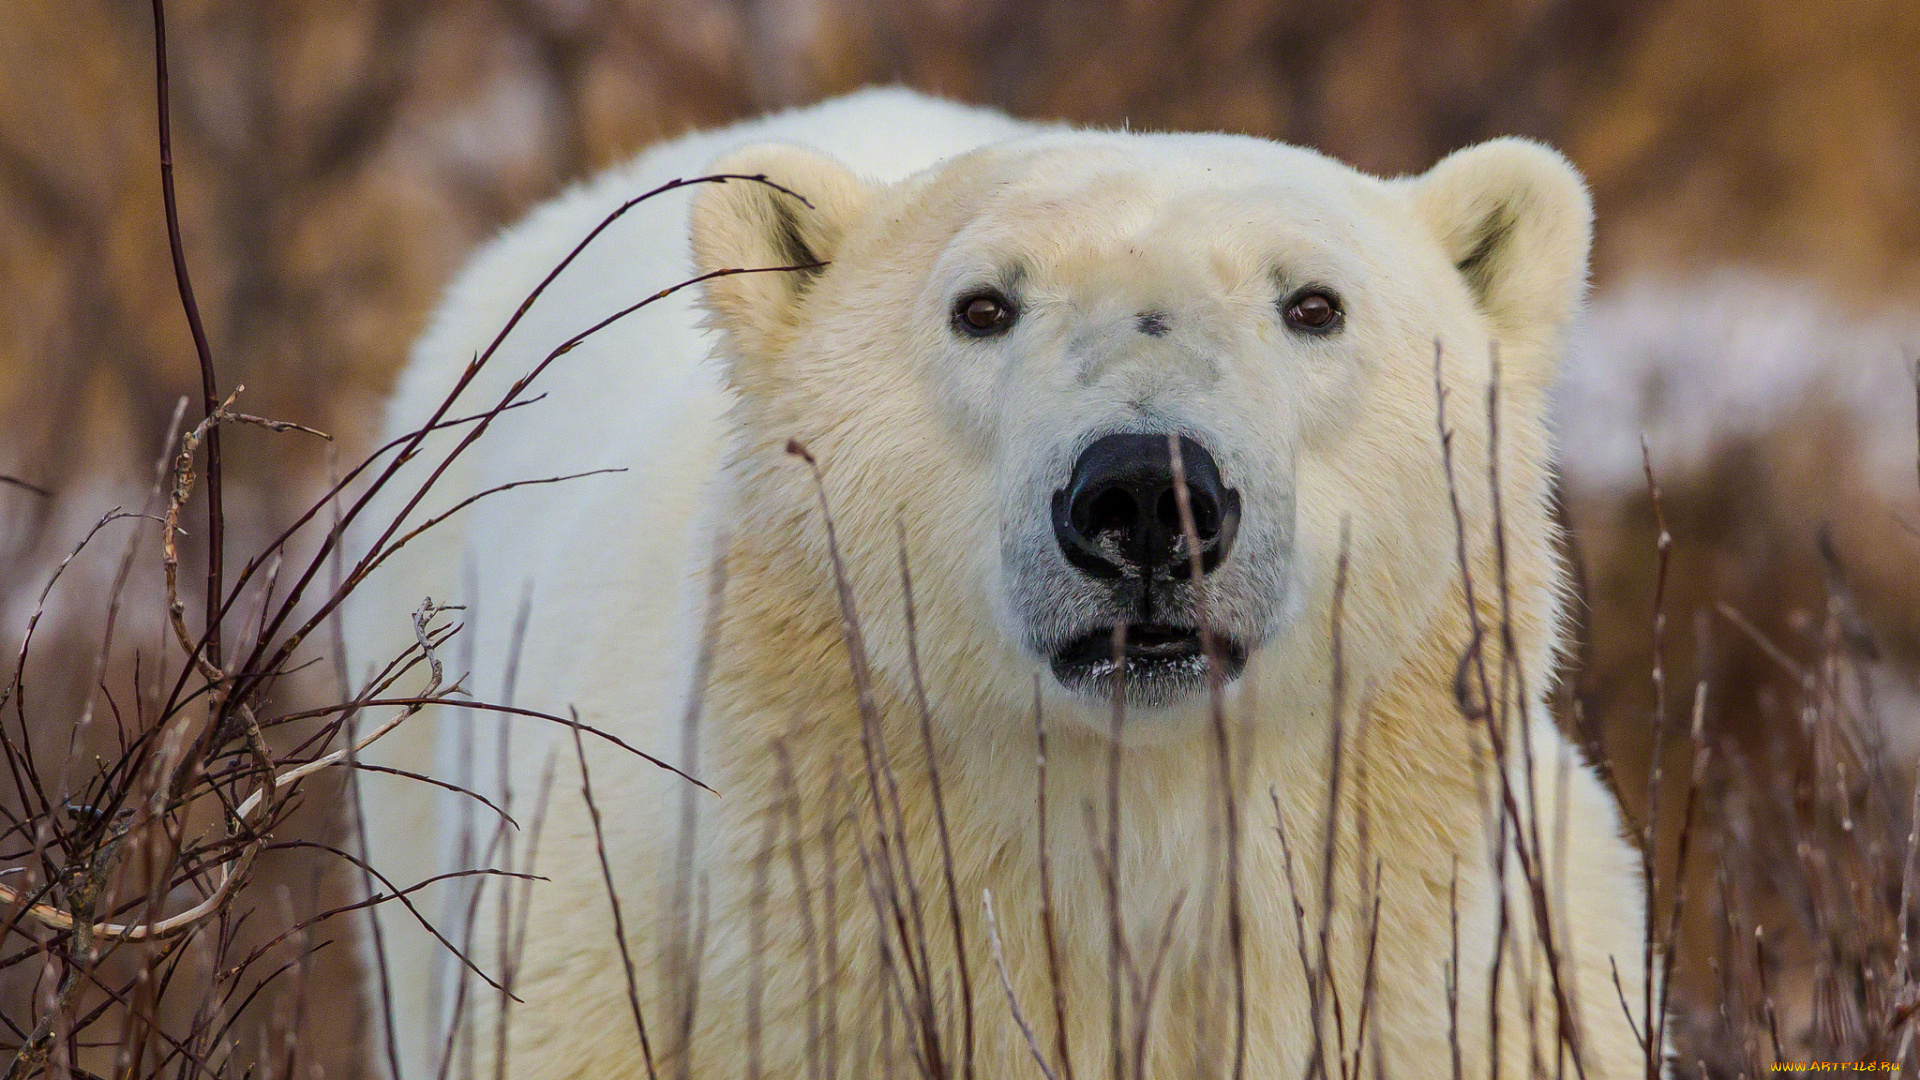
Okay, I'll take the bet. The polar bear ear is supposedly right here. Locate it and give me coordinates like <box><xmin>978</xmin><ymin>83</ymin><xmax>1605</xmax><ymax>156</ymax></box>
<box><xmin>1408</xmin><ymin>138</ymin><xmax>1593</xmax><ymax>361</ymax></box>
<box><xmin>689</xmin><ymin>144</ymin><xmax>877</xmax><ymax>365</ymax></box>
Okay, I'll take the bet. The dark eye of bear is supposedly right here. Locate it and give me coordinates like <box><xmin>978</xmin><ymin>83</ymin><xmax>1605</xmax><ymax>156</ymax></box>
<box><xmin>954</xmin><ymin>290</ymin><xmax>1016</xmax><ymax>337</ymax></box>
<box><xmin>1282</xmin><ymin>289</ymin><xmax>1342</xmax><ymax>333</ymax></box>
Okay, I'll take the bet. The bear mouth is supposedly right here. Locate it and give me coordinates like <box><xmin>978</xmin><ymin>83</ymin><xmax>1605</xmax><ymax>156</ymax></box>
<box><xmin>1048</xmin><ymin>623</ymin><xmax>1249</xmax><ymax>706</ymax></box>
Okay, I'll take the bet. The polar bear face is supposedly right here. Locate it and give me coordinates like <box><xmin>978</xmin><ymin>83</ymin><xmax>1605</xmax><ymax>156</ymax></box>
<box><xmin>693</xmin><ymin>130</ymin><xmax>1589</xmax><ymax>728</ymax></box>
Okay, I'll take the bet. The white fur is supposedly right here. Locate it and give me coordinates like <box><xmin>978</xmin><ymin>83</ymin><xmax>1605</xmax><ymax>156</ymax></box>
<box><xmin>350</xmin><ymin>88</ymin><xmax>1648</xmax><ymax>1080</ymax></box>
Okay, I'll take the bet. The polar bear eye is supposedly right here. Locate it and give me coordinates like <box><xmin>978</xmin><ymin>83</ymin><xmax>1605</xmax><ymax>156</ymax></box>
<box><xmin>1282</xmin><ymin>288</ymin><xmax>1343</xmax><ymax>334</ymax></box>
<box><xmin>953</xmin><ymin>289</ymin><xmax>1017</xmax><ymax>338</ymax></box>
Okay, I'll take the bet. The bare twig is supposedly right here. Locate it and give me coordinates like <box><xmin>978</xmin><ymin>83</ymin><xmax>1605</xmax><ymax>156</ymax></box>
<box><xmin>571</xmin><ymin>709</ymin><xmax>658</xmax><ymax>1080</ymax></box>
<box><xmin>349</xmin><ymin>706</ymin><xmax>404</xmax><ymax>1080</ymax></box>
<box><xmin>983</xmin><ymin>890</ymin><xmax>1059</xmax><ymax>1080</ymax></box>
<box><xmin>150</xmin><ymin>0</ymin><xmax>227</xmax><ymax>674</ymax></box>
<box><xmin>897</xmin><ymin>524</ymin><xmax>975</xmax><ymax>1080</ymax></box>
<box><xmin>0</xmin><ymin>476</ymin><xmax>52</xmax><ymax>500</ymax></box>
<box><xmin>1034</xmin><ymin>681</ymin><xmax>1075</xmax><ymax>1080</ymax></box>
<box><xmin>1167</xmin><ymin>434</ymin><xmax>1245</xmax><ymax>1080</ymax></box>
<box><xmin>0</xmin><ymin>604</ymin><xmax>450</xmax><ymax>939</ymax></box>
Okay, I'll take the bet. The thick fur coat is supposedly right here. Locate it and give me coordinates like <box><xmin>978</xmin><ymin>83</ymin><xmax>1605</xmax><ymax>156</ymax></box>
<box><xmin>349</xmin><ymin>87</ymin><xmax>1649</xmax><ymax>1080</ymax></box>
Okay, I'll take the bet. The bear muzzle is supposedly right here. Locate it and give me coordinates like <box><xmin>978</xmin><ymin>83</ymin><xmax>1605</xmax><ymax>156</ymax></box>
<box><xmin>1044</xmin><ymin>432</ymin><xmax>1249</xmax><ymax>704</ymax></box>
<box><xmin>1050</xmin><ymin>432</ymin><xmax>1241</xmax><ymax>580</ymax></box>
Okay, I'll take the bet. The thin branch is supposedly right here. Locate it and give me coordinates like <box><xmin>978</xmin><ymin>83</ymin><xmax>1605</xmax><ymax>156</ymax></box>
<box><xmin>570</xmin><ymin>709</ymin><xmax>657</xmax><ymax>1080</ymax></box>
<box><xmin>150</xmin><ymin>0</ymin><xmax>226</xmax><ymax>672</ymax></box>
<box><xmin>0</xmin><ymin>476</ymin><xmax>51</xmax><ymax>500</ymax></box>
<box><xmin>982</xmin><ymin>890</ymin><xmax>1059</xmax><ymax>1080</ymax></box>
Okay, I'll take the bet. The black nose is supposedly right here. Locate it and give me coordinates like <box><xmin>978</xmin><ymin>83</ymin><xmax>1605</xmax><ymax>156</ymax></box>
<box><xmin>1052</xmin><ymin>433</ymin><xmax>1241</xmax><ymax>580</ymax></box>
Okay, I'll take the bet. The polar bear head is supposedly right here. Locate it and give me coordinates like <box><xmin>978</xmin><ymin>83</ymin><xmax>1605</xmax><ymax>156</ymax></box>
<box><xmin>691</xmin><ymin>129</ymin><xmax>1590</xmax><ymax>732</ymax></box>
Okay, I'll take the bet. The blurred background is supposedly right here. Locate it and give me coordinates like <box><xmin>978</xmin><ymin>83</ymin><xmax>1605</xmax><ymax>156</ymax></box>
<box><xmin>4</xmin><ymin>0</ymin><xmax>1920</xmax><ymax>1073</ymax></box>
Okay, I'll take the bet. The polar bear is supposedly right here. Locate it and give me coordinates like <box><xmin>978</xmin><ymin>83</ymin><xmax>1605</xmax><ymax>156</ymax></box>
<box><xmin>349</xmin><ymin>87</ymin><xmax>1650</xmax><ymax>1080</ymax></box>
